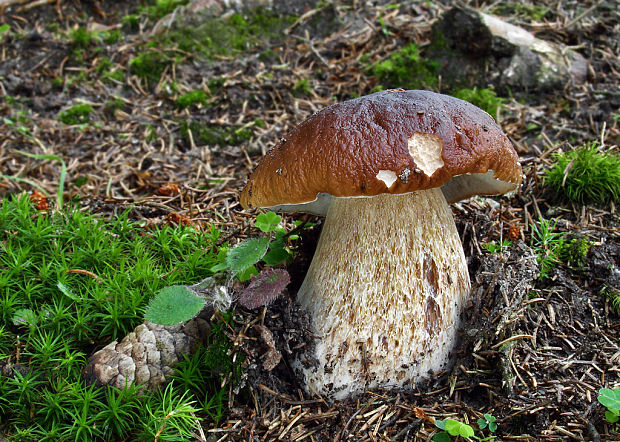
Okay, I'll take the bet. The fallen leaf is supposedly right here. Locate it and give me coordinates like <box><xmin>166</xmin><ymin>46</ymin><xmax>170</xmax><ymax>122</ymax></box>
<box><xmin>238</xmin><ymin>267</ymin><xmax>289</xmax><ymax>309</ymax></box>
<box><xmin>30</xmin><ymin>190</ymin><xmax>49</xmax><ymax>211</ymax></box>
<box><xmin>158</xmin><ymin>182</ymin><xmax>180</xmax><ymax>196</ymax></box>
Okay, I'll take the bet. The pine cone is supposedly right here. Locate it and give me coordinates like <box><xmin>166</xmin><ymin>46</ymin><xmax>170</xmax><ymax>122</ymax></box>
<box><xmin>84</xmin><ymin>309</ymin><xmax>212</xmax><ymax>390</ymax></box>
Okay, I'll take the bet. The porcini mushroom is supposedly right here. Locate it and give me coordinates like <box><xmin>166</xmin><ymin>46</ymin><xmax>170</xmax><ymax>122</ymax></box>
<box><xmin>240</xmin><ymin>89</ymin><xmax>522</xmax><ymax>399</ymax></box>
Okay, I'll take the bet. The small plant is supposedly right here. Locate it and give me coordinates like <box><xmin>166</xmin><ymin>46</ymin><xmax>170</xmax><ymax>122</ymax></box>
<box><xmin>604</xmin><ymin>286</ymin><xmax>620</xmax><ymax>313</ymax></box>
<box><xmin>0</xmin><ymin>151</ymin><xmax>67</xmax><ymax>210</ymax></box>
<box><xmin>434</xmin><ymin>419</ymin><xmax>475</xmax><ymax>441</ymax></box>
<box><xmin>482</xmin><ymin>240</ymin><xmax>513</xmax><ymax>254</ymax></box>
<box><xmin>213</xmin><ymin>211</ymin><xmax>304</xmax><ymax>278</ymax></box>
<box><xmin>145</xmin><ymin>212</ymin><xmax>307</xmax><ymax>325</ymax></box>
<box><xmin>545</xmin><ymin>142</ymin><xmax>620</xmax><ymax>206</ymax></box>
<box><xmin>176</xmin><ymin>89</ymin><xmax>208</xmax><ymax>109</ymax></box>
<box><xmin>140</xmin><ymin>383</ymin><xmax>200</xmax><ymax>440</ymax></box>
<box><xmin>453</xmin><ymin>87</ymin><xmax>505</xmax><ymax>117</ymax></box>
<box><xmin>105</xmin><ymin>97</ymin><xmax>126</xmax><ymax>113</ymax></box>
<box><xmin>530</xmin><ymin>217</ymin><xmax>592</xmax><ymax>279</ymax></box>
<box><xmin>0</xmin><ymin>23</ymin><xmax>10</xmax><ymax>41</ymax></box>
<box><xmin>477</xmin><ymin>413</ymin><xmax>498</xmax><ymax>433</ymax></box>
<box><xmin>434</xmin><ymin>413</ymin><xmax>498</xmax><ymax>441</ymax></box>
<box><xmin>530</xmin><ymin>217</ymin><xmax>565</xmax><ymax>279</ymax></box>
<box><xmin>598</xmin><ymin>387</ymin><xmax>620</xmax><ymax>423</ymax></box>
<box><xmin>102</xmin><ymin>28</ymin><xmax>122</xmax><ymax>44</ymax></box>
<box><xmin>58</xmin><ymin>103</ymin><xmax>93</xmax><ymax>125</ymax></box>
<box><xmin>154</xmin><ymin>7</ymin><xmax>295</xmax><ymax>63</ymax></box>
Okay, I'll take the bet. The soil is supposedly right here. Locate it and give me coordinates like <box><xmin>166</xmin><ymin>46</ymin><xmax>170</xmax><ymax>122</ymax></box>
<box><xmin>0</xmin><ymin>0</ymin><xmax>618</xmax><ymax>440</ymax></box>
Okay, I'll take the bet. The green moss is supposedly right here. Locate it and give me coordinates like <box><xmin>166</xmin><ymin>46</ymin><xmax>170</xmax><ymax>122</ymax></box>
<box><xmin>105</xmin><ymin>69</ymin><xmax>125</xmax><ymax>83</ymax></box>
<box><xmin>367</xmin><ymin>43</ymin><xmax>439</xmax><ymax>90</ymax></box>
<box><xmin>129</xmin><ymin>49</ymin><xmax>170</xmax><ymax>85</ymax></box>
<box><xmin>102</xmin><ymin>28</ymin><xmax>122</xmax><ymax>44</ymax></box>
<box><xmin>160</xmin><ymin>8</ymin><xmax>296</xmax><ymax>61</ymax></box>
<box><xmin>122</xmin><ymin>14</ymin><xmax>140</xmax><ymax>32</ymax></box>
<box><xmin>545</xmin><ymin>142</ymin><xmax>620</xmax><ymax>206</ymax></box>
<box><xmin>208</xmin><ymin>77</ymin><xmax>226</xmax><ymax>92</ymax></box>
<box><xmin>176</xmin><ymin>90</ymin><xmax>208</xmax><ymax>109</ymax></box>
<box><xmin>181</xmin><ymin>121</ymin><xmax>255</xmax><ymax>147</ymax></box>
<box><xmin>58</xmin><ymin>104</ymin><xmax>93</xmax><ymax>125</ymax></box>
<box><xmin>51</xmin><ymin>77</ymin><xmax>64</xmax><ymax>89</ymax></box>
<box><xmin>105</xmin><ymin>98</ymin><xmax>125</xmax><ymax>114</ymax></box>
<box><xmin>293</xmin><ymin>78</ymin><xmax>312</xmax><ymax>97</ymax></box>
<box><xmin>491</xmin><ymin>3</ymin><xmax>551</xmax><ymax>21</ymax></box>
<box><xmin>95</xmin><ymin>57</ymin><xmax>114</xmax><ymax>74</ymax></box>
<box><xmin>68</xmin><ymin>26</ymin><xmax>100</xmax><ymax>49</ymax></box>
<box><xmin>142</xmin><ymin>0</ymin><xmax>188</xmax><ymax>20</ymax></box>
<box><xmin>453</xmin><ymin>87</ymin><xmax>505</xmax><ymax>117</ymax></box>
<box><xmin>0</xmin><ymin>195</ymin><xmax>232</xmax><ymax>439</ymax></box>
<box><xmin>557</xmin><ymin>237</ymin><xmax>592</xmax><ymax>269</ymax></box>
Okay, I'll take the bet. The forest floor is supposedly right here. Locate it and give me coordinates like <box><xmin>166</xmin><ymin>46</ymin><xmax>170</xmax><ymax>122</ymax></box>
<box><xmin>0</xmin><ymin>0</ymin><xmax>619</xmax><ymax>440</ymax></box>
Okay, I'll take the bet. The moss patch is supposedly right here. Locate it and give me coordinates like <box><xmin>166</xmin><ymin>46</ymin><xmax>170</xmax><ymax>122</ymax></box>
<box><xmin>366</xmin><ymin>43</ymin><xmax>439</xmax><ymax>90</ymax></box>
<box><xmin>160</xmin><ymin>8</ymin><xmax>296</xmax><ymax>61</ymax></box>
<box><xmin>453</xmin><ymin>87</ymin><xmax>505</xmax><ymax>117</ymax></box>
<box><xmin>181</xmin><ymin>120</ymin><xmax>258</xmax><ymax>147</ymax></box>
<box><xmin>545</xmin><ymin>142</ymin><xmax>620</xmax><ymax>206</ymax></box>
<box><xmin>58</xmin><ymin>104</ymin><xmax>94</xmax><ymax>125</ymax></box>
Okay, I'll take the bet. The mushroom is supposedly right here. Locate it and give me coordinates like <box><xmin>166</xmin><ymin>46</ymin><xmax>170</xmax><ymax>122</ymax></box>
<box><xmin>240</xmin><ymin>89</ymin><xmax>522</xmax><ymax>399</ymax></box>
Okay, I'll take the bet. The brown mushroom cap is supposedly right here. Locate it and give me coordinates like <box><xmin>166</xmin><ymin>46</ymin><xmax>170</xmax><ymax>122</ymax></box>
<box><xmin>241</xmin><ymin>89</ymin><xmax>521</xmax><ymax>213</ymax></box>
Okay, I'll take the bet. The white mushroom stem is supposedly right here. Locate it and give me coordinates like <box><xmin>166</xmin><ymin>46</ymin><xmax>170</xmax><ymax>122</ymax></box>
<box><xmin>294</xmin><ymin>188</ymin><xmax>471</xmax><ymax>399</ymax></box>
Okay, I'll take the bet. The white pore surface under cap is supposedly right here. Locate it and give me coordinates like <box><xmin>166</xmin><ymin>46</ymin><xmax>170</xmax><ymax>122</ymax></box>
<box><xmin>292</xmin><ymin>188</ymin><xmax>471</xmax><ymax>400</ymax></box>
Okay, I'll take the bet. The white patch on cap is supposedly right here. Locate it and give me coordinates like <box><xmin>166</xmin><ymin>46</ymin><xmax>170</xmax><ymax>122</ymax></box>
<box><xmin>376</xmin><ymin>170</ymin><xmax>398</xmax><ymax>189</ymax></box>
<box><xmin>407</xmin><ymin>133</ymin><xmax>444</xmax><ymax>177</ymax></box>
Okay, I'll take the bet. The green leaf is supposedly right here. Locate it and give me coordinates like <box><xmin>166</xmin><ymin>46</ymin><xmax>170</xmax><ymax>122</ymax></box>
<box><xmin>237</xmin><ymin>265</ymin><xmax>258</xmax><ymax>282</ymax></box>
<box><xmin>598</xmin><ymin>388</ymin><xmax>620</xmax><ymax>410</ymax></box>
<box><xmin>57</xmin><ymin>281</ymin><xmax>80</xmax><ymax>301</ymax></box>
<box><xmin>444</xmin><ymin>420</ymin><xmax>461</xmax><ymax>436</ymax></box>
<box><xmin>255</xmin><ymin>212</ymin><xmax>281</xmax><ymax>233</ymax></box>
<box><xmin>13</xmin><ymin>308</ymin><xmax>38</xmax><ymax>327</ymax></box>
<box><xmin>144</xmin><ymin>285</ymin><xmax>205</xmax><ymax>326</ymax></box>
<box><xmin>210</xmin><ymin>261</ymin><xmax>229</xmax><ymax>273</ymax></box>
<box><xmin>444</xmin><ymin>420</ymin><xmax>474</xmax><ymax>438</ymax></box>
<box><xmin>477</xmin><ymin>418</ymin><xmax>487</xmax><ymax>430</ymax></box>
<box><xmin>489</xmin><ymin>421</ymin><xmax>498</xmax><ymax>432</ymax></box>
<box><xmin>432</xmin><ymin>432</ymin><xmax>451</xmax><ymax>442</ymax></box>
<box><xmin>262</xmin><ymin>241</ymin><xmax>291</xmax><ymax>266</ymax></box>
<box><xmin>434</xmin><ymin>419</ymin><xmax>446</xmax><ymax>430</ymax></box>
<box><xmin>0</xmin><ymin>24</ymin><xmax>10</xmax><ymax>34</ymax></box>
<box><xmin>606</xmin><ymin>410</ymin><xmax>619</xmax><ymax>423</ymax></box>
<box><xmin>226</xmin><ymin>237</ymin><xmax>270</xmax><ymax>275</ymax></box>
<box><xmin>459</xmin><ymin>424</ymin><xmax>475</xmax><ymax>438</ymax></box>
